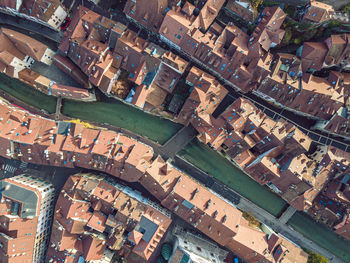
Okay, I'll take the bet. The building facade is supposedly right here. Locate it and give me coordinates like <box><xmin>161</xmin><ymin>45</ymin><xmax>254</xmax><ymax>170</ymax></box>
<box><xmin>0</xmin><ymin>174</ymin><xmax>55</xmax><ymax>263</ymax></box>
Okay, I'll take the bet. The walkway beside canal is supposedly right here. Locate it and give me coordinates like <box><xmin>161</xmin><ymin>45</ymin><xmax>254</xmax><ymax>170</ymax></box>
<box><xmin>177</xmin><ymin>141</ymin><xmax>348</xmax><ymax>263</ymax></box>
<box><xmin>0</xmin><ymin>8</ymin><xmax>63</xmax><ymax>43</ymax></box>
<box><xmin>1</xmin><ymin>69</ymin><xmax>347</xmax><ymax>263</ymax></box>
<box><xmin>0</xmin><ymin>11</ymin><xmax>349</xmax><ymax>263</ymax></box>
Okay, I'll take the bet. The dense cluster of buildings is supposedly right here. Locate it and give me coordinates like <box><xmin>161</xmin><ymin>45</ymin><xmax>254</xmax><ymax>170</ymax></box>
<box><xmin>48</xmin><ymin>173</ymin><xmax>172</xmax><ymax>263</ymax></box>
<box><xmin>0</xmin><ymin>99</ymin><xmax>308</xmax><ymax>262</ymax></box>
<box><xmin>58</xmin><ymin>5</ymin><xmax>190</xmax><ymax>115</ymax></box>
<box><xmin>189</xmin><ymin>94</ymin><xmax>350</xmax><ymax>240</ymax></box>
<box><xmin>52</xmin><ymin>0</ymin><xmax>349</xmax><ymax>140</ymax></box>
<box><xmin>1</xmin><ymin>0</ymin><xmax>348</xmax><ymax>137</ymax></box>
<box><xmin>0</xmin><ymin>0</ymin><xmax>349</xmax><ymax>260</ymax></box>
<box><xmin>0</xmin><ymin>0</ymin><xmax>68</xmax><ymax>30</ymax></box>
<box><xmin>0</xmin><ymin>27</ymin><xmax>95</xmax><ymax>101</ymax></box>
<box><xmin>302</xmin><ymin>0</ymin><xmax>334</xmax><ymax>24</ymax></box>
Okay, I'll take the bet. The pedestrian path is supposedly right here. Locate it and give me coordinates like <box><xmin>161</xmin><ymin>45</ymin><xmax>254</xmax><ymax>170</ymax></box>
<box><xmin>162</xmin><ymin>125</ymin><xmax>198</xmax><ymax>158</ymax></box>
<box><xmin>55</xmin><ymin>97</ymin><xmax>62</xmax><ymax>121</ymax></box>
<box><xmin>279</xmin><ymin>205</ymin><xmax>297</xmax><ymax>224</ymax></box>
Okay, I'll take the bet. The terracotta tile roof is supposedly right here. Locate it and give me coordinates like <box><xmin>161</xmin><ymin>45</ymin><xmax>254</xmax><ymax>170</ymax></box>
<box><xmin>87</xmin><ymin>211</ymin><xmax>107</xmax><ymax>233</ymax></box>
<box><xmin>324</xmin><ymin>33</ymin><xmax>350</xmax><ymax>66</ymax></box>
<box><xmin>132</xmin><ymin>85</ymin><xmax>149</xmax><ymax>108</ymax></box>
<box><xmin>113</xmin><ymin>191</ymin><xmax>141</xmax><ymax>219</ymax></box>
<box><xmin>301</xmin><ymin>42</ymin><xmax>328</xmax><ymax>72</ymax></box>
<box><xmin>92</xmin><ymin>180</ymin><xmax>120</xmax><ymax>204</ymax></box>
<box><xmin>50</xmin><ymin>220</ymin><xmax>79</xmax><ymax>251</ymax></box>
<box><xmin>258</xmin><ymin>72</ymin><xmax>343</xmax><ymax>120</ymax></box>
<box><xmin>49</xmin><ymin>172</ymin><xmax>173</xmax><ymax>262</ymax></box>
<box><xmin>50</xmin><ymin>84</ymin><xmax>91</xmax><ymax>99</ymax></box>
<box><xmin>0</xmin><ymin>50</ymin><xmax>16</xmax><ymax>67</ymax></box>
<box><xmin>180</xmin><ymin>68</ymin><xmax>228</xmax><ymax>123</ymax></box>
<box><xmin>159</xmin><ymin>9</ymin><xmax>193</xmax><ymax>47</ymax></box>
<box><xmin>0</xmin><ymin>0</ymin><xmax>16</xmax><ymax>9</ymax></box>
<box><xmin>226</xmin><ymin>222</ymin><xmax>269</xmax><ymax>262</ymax></box>
<box><xmin>82</xmin><ymin>235</ymin><xmax>107</xmax><ymax>261</ymax></box>
<box><xmin>192</xmin><ymin>0</ymin><xmax>226</xmax><ymax>31</ymax></box>
<box><xmin>335</xmin><ymin>215</ymin><xmax>350</xmax><ymax>240</ymax></box>
<box><xmin>225</xmin><ymin>0</ymin><xmax>256</xmax><ymax>23</ymax></box>
<box><xmin>56</xmin><ymin>192</ymin><xmax>91</xmax><ymax>219</ymax></box>
<box><xmin>152</xmin><ymin>62</ymin><xmax>182</xmax><ymax>92</ymax></box>
<box><xmin>279</xmin><ymin>236</ymin><xmax>308</xmax><ymax>263</ymax></box>
<box><xmin>91</xmin><ymin>130</ymin><xmax>118</xmax><ymax>157</ymax></box>
<box><xmin>250</xmin><ymin>7</ymin><xmax>286</xmax><ymax>51</ymax></box>
<box><xmin>20</xmin><ymin>0</ymin><xmax>67</xmax><ymax>26</ymax></box>
<box><xmin>0</xmin><ymin>98</ymin><xmax>311</xmax><ymax>262</ymax></box>
<box><xmin>132</xmin><ymin>205</ymin><xmax>172</xmax><ymax>260</ymax></box>
<box><xmin>115</xmin><ymin>29</ymin><xmax>148</xmax><ymax>74</ymax></box>
<box><xmin>63</xmin><ymin>217</ymin><xmax>88</xmax><ymax>234</ymax></box>
<box><xmin>163</xmin><ymin>174</ymin><xmax>242</xmax><ymax>246</ymax></box>
<box><xmin>123</xmin><ymin>0</ymin><xmax>168</xmax><ymax>31</ymax></box>
<box><xmin>0</xmin><ymin>29</ymin><xmax>26</xmax><ymax>60</ymax></box>
<box><xmin>142</xmin><ymin>84</ymin><xmax>169</xmax><ymax>111</ymax></box>
<box><xmin>182</xmin><ymin>2</ymin><xmax>195</xmax><ymax>16</ymax></box>
<box><xmin>141</xmin><ymin>156</ymin><xmax>181</xmax><ymax>200</ymax></box>
<box><xmin>123</xmin><ymin>140</ymin><xmax>154</xmax><ymax>181</ymax></box>
<box><xmin>128</xmin><ymin>230</ymin><xmax>143</xmax><ymax>245</ymax></box>
<box><xmin>47</xmin><ymin>247</ymin><xmax>81</xmax><ymax>263</ymax></box>
<box><xmin>179</xmin><ymin>75</ymin><xmax>228</xmax><ymax>125</ymax></box>
<box><xmin>304</xmin><ymin>0</ymin><xmax>334</xmax><ymax>23</ymax></box>
<box><xmin>1</xmin><ymin>27</ymin><xmax>49</xmax><ymax>61</ymax></box>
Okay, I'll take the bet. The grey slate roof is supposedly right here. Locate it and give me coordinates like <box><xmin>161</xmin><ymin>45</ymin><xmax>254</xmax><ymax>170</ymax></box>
<box><xmin>138</xmin><ymin>216</ymin><xmax>158</xmax><ymax>242</ymax></box>
<box><xmin>0</xmin><ymin>181</ymin><xmax>38</xmax><ymax>218</ymax></box>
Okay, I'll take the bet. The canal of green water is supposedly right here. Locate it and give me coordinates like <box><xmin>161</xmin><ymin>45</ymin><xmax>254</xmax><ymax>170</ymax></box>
<box><xmin>0</xmin><ymin>73</ymin><xmax>56</xmax><ymax>113</ymax></box>
<box><xmin>179</xmin><ymin>139</ymin><xmax>350</xmax><ymax>261</ymax></box>
<box><xmin>178</xmin><ymin>139</ymin><xmax>287</xmax><ymax>217</ymax></box>
<box><xmin>0</xmin><ymin>73</ymin><xmax>182</xmax><ymax>144</ymax></box>
<box><xmin>62</xmin><ymin>99</ymin><xmax>182</xmax><ymax>145</ymax></box>
<box><xmin>289</xmin><ymin>212</ymin><xmax>350</xmax><ymax>263</ymax></box>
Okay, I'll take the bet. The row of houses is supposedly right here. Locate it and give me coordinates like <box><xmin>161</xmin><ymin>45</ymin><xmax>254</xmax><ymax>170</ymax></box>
<box><xmin>0</xmin><ymin>98</ymin><xmax>308</xmax><ymax>263</ymax></box>
<box><xmin>0</xmin><ymin>0</ymin><xmax>68</xmax><ymax>30</ymax></box>
<box><xmin>0</xmin><ymin>27</ymin><xmax>95</xmax><ymax>101</ymax></box>
<box><xmin>45</xmin><ymin>1</ymin><xmax>350</xmax><ymax>241</ymax></box>
<box><xmin>0</xmin><ymin>174</ymin><xmax>55</xmax><ymax>263</ymax></box>
<box><xmin>1</xmin><ymin>0</ymin><xmax>347</xmax><ymax>129</ymax></box>
<box><xmin>124</xmin><ymin>0</ymin><xmax>350</xmax><ymax>138</ymax></box>
<box><xmin>187</xmin><ymin>90</ymin><xmax>350</xmax><ymax>241</ymax></box>
<box><xmin>5</xmin><ymin>0</ymin><xmax>343</xmax><ymax>139</ymax></box>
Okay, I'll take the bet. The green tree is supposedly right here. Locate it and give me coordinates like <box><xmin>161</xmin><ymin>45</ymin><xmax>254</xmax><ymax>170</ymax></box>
<box><xmin>307</xmin><ymin>252</ymin><xmax>328</xmax><ymax>263</ymax></box>
<box><xmin>294</xmin><ymin>37</ymin><xmax>302</xmax><ymax>45</ymax></box>
<box><xmin>284</xmin><ymin>5</ymin><xmax>296</xmax><ymax>18</ymax></box>
<box><xmin>251</xmin><ymin>0</ymin><xmax>263</xmax><ymax>9</ymax></box>
<box><xmin>342</xmin><ymin>4</ymin><xmax>350</xmax><ymax>13</ymax></box>
<box><xmin>327</xmin><ymin>20</ymin><xmax>341</xmax><ymax>28</ymax></box>
<box><xmin>161</xmin><ymin>243</ymin><xmax>172</xmax><ymax>261</ymax></box>
<box><xmin>282</xmin><ymin>28</ymin><xmax>292</xmax><ymax>45</ymax></box>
